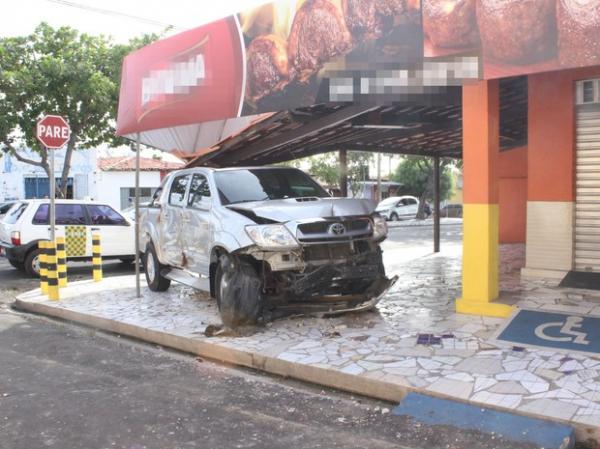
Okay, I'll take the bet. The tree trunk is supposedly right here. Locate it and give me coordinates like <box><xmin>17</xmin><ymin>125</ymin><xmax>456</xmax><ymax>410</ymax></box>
<box><xmin>3</xmin><ymin>142</ymin><xmax>51</xmax><ymax>194</ymax></box>
<box><xmin>416</xmin><ymin>165</ymin><xmax>434</xmax><ymax>220</ymax></box>
<box><xmin>58</xmin><ymin>134</ymin><xmax>77</xmax><ymax>199</ymax></box>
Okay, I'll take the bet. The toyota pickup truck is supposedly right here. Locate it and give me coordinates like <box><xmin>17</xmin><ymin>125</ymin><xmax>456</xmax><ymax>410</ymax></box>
<box><xmin>141</xmin><ymin>166</ymin><xmax>394</xmax><ymax>327</ymax></box>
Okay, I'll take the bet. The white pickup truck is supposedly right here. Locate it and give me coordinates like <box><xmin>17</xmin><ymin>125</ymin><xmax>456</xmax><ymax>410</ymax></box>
<box><xmin>140</xmin><ymin>167</ymin><xmax>394</xmax><ymax>327</ymax></box>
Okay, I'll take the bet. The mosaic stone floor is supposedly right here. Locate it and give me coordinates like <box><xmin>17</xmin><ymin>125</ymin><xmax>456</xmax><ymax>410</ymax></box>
<box><xmin>16</xmin><ymin>244</ymin><xmax>600</xmax><ymax>430</ymax></box>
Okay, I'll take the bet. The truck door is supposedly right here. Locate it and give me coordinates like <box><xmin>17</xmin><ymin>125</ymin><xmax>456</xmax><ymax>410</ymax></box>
<box><xmin>160</xmin><ymin>174</ymin><xmax>190</xmax><ymax>267</ymax></box>
<box><xmin>182</xmin><ymin>173</ymin><xmax>212</xmax><ymax>276</ymax></box>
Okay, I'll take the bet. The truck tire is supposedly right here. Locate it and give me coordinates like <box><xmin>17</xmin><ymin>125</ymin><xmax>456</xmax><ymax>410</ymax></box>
<box><xmin>215</xmin><ymin>254</ymin><xmax>262</xmax><ymax>328</ymax></box>
<box><xmin>8</xmin><ymin>259</ymin><xmax>25</xmax><ymax>271</ymax></box>
<box><xmin>144</xmin><ymin>243</ymin><xmax>171</xmax><ymax>292</ymax></box>
<box><xmin>24</xmin><ymin>248</ymin><xmax>42</xmax><ymax>278</ymax></box>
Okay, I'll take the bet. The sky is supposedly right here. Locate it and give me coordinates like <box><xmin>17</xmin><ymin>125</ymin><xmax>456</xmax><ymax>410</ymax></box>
<box><xmin>4</xmin><ymin>0</ymin><xmax>270</xmax><ymax>42</ymax></box>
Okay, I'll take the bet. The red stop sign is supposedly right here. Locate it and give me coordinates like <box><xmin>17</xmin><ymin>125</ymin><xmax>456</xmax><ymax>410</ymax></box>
<box><xmin>36</xmin><ymin>115</ymin><xmax>71</xmax><ymax>149</ymax></box>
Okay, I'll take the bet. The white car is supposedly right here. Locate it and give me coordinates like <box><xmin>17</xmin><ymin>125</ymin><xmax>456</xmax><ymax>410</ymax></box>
<box><xmin>0</xmin><ymin>199</ymin><xmax>135</xmax><ymax>276</ymax></box>
<box><xmin>375</xmin><ymin>195</ymin><xmax>420</xmax><ymax>221</ymax></box>
<box><xmin>0</xmin><ymin>201</ymin><xmax>17</xmax><ymax>221</ymax></box>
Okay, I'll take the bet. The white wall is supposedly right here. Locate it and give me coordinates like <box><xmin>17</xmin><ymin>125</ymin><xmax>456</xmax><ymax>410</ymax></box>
<box><xmin>0</xmin><ymin>148</ymin><xmax>96</xmax><ymax>202</ymax></box>
<box><xmin>91</xmin><ymin>171</ymin><xmax>162</xmax><ymax>210</ymax></box>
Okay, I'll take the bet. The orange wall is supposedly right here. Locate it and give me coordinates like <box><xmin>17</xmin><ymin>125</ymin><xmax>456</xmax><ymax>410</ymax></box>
<box><xmin>499</xmin><ymin>146</ymin><xmax>527</xmax><ymax>243</ymax></box>
<box><xmin>528</xmin><ymin>66</ymin><xmax>600</xmax><ymax>202</ymax></box>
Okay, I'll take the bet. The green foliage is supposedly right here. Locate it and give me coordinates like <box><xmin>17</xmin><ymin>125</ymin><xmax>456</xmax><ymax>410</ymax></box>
<box><xmin>0</xmin><ymin>23</ymin><xmax>158</xmax><ymax>195</ymax></box>
<box><xmin>303</xmin><ymin>151</ymin><xmax>373</xmax><ymax>188</ymax></box>
<box><xmin>392</xmin><ymin>156</ymin><xmax>455</xmax><ymax>201</ymax></box>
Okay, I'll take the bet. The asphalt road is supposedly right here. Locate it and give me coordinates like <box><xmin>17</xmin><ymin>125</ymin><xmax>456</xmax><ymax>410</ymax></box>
<box><xmin>1</xmin><ymin>224</ymin><xmax>536</xmax><ymax>449</ymax></box>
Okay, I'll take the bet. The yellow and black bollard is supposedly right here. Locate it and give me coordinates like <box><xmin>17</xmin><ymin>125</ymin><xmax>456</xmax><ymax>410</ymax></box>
<box><xmin>39</xmin><ymin>240</ymin><xmax>48</xmax><ymax>295</ymax></box>
<box><xmin>46</xmin><ymin>240</ymin><xmax>60</xmax><ymax>301</ymax></box>
<box><xmin>56</xmin><ymin>236</ymin><xmax>68</xmax><ymax>288</ymax></box>
<box><xmin>92</xmin><ymin>231</ymin><xmax>102</xmax><ymax>282</ymax></box>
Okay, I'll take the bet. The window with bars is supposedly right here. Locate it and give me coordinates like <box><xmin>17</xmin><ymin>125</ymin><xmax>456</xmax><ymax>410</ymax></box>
<box><xmin>120</xmin><ymin>187</ymin><xmax>154</xmax><ymax>210</ymax></box>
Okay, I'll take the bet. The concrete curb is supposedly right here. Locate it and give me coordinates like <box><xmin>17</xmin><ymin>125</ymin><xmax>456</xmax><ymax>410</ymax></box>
<box><xmin>13</xmin><ymin>298</ymin><xmax>412</xmax><ymax>403</ymax></box>
<box><xmin>13</xmin><ymin>297</ymin><xmax>600</xmax><ymax>447</ymax></box>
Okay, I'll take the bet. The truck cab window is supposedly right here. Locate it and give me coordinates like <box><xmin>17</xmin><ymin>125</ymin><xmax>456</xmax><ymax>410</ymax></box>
<box><xmin>168</xmin><ymin>175</ymin><xmax>189</xmax><ymax>207</ymax></box>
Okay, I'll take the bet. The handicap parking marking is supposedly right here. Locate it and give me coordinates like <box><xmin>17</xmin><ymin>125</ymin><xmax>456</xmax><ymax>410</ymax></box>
<box><xmin>491</xmin><ymin>308</ymin><xmax>600</xmax><ymax>357</ymax></box>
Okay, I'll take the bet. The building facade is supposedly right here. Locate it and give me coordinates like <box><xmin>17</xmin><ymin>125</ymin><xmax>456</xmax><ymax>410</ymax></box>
<box><xmin>0</xmin><ymin>149</ymin><xmax>183</xmax><ymax>210</ymax></box>
<box><xmin>460</xmin><ymin>67</ymin><xmax>600</xmax><ymax>317</ymax></box>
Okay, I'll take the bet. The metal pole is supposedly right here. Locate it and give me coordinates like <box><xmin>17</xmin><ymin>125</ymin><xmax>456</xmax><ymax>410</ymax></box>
<box><xmin>339</xmin><ymin>149</ymin><xmax>348</xmax><ymax>197</ymax></box>
<box><xmin>376</xmin><ymin>152</ymin><xmax>382</xmax><ymax>203</ymax></box>
<box><xmin>433</xmin><ymin>156</ymin><xmax>441</xmax><ymax>253</ymax></box>
<box><xmin>49</xmin><ymin>147</ymin><xmax>56</xmax><ymax>243</ymax></box>
<box><xmin>135</xmin><ymin>134</ymin><xmax>141</xmax><ymax>298</ymax></box>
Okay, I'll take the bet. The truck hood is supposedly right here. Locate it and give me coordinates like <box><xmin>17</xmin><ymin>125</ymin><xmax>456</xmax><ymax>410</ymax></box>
<box><xmin>227</xmin><ymin>198</ymin><xmax>375</xmax><ymax>223</ymax></box>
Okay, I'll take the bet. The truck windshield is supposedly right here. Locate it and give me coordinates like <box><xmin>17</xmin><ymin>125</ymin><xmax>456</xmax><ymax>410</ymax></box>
<box><xmin>214</xmin><ymin>168</ymin><xmax>330</xmax><ymax>205</ymax></box>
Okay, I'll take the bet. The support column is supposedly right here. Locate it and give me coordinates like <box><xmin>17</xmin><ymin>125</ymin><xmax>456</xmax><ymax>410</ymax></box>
<box><xmin>456</xmin><ymin>80</ymin><xmax>513</xmax><ymax>318</ymax></box>
<box><xmin>433</xmin><ymin>156</ymin><xmax>440</xmax><ymax>253</ymax></box>
<box><xmin>339</xmin><ymin>149</ymin><xmax>348</xmax><ymax>197</ymax></box>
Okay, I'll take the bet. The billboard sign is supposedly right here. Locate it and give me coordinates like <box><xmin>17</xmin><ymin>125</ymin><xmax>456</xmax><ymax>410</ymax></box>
<box><xmin>116</xmin><ymin>0</ymin><xmax>600</xmax><ymax>136</ymax></box>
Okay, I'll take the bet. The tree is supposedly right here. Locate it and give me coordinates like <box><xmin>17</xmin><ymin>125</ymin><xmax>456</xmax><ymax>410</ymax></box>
<box><xmin>303</xmin><ymin>151</ymin><xmax>373</xmax><ymax>195</ymax></box>
<box><xmin>392</xmin><ymin>156</ymin><xmax>455</xmax><ymax>219</ymax></box>
<box><xmin>0</xmin><ymin>23</ymin><xmax>157</xmax><ymax>197</ymax></box>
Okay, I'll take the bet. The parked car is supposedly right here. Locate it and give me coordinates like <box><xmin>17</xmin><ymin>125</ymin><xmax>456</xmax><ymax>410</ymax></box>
<box><xmin>0</xmin><ymin>201</ymin><xmax>17</xmax><ymax>221</ymax></box>
<box><xmin>439</xmin><ymin>203</ymin><xmax>463</xmax><ymax>218</ymax></box>
<box><xmin>140</xmin><ymin>167</ymin><xmax>394</xmax><ymax>327</ymax></box>
<box><xmin>375</xmin><ymin>195</ymin><xmax>423</xmax><ymax>221</ymax></box>
<box><xmin>0</xmin><ymin>199</ymin><xmax>136</xmax><ymax>276</ymax></box>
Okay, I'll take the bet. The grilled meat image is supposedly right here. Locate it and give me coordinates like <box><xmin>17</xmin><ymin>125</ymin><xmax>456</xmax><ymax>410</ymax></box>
<box><xmin>476</xmin><ymin>0</ymin><xmax>556</xmax><ymax>64</ymax></box>
<box><xmin>423</xmin><ymin>0</ymin><xmax>479</xmax><ymax>48</ymax></box>
<box><xmin>287</xmin><ymin>0</ymin><xmax>353</xmax><ymax>82</ymax></box>
<box><xmin>343</xmin><ymin>0</ymin><xmax>406</xmax><ymax>40</ymax></box>
<box><xmin>558</xmin><ymin>0</ymin><xmax>600</xmax><ymax>67</ymax></box>
<box><xmin>245</xmin><ymin>35</ymin><xmax>292</xmax><ymax>102</ymax></box>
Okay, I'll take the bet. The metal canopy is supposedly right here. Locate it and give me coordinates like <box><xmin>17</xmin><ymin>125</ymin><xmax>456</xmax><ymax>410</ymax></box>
<box><xmin>186</xmin><ymin>77</ymin><xmax>526</xmax><ymax>167</ymax></box>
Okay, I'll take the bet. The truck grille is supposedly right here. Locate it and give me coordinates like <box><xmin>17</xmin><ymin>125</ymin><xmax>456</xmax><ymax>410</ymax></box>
<box><xmin>297</xmin><ymin>218</ymin><xmax>373</xmax><ymax>243</ymax></box>
<box><xmin>302</xmin><ymin>240</ymin><xmax>373</xmax><ymax>262</ymax></box>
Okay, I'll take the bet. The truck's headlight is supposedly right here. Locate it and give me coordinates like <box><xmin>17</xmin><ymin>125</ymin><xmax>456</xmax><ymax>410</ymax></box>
<box><xmin>372</xmin><ymin>215</ymin><xmax>388</xmax><ymax>240</ymax></box>
<box><xmin>246</xmin><ymin>224</ymin><xmax>299</xmax><ymax>249</ymax></box>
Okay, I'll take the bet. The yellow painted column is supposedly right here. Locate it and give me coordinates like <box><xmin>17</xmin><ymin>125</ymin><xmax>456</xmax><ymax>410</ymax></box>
<box><xmin>46</xmin><ymin>240</ymin><xmax>60</xmax><ymax>301</ymax></box>
<box><xmin>92</xmin><ymin>231</ymin><xmax>103</xmax><ymax>282</ymax></box>
<box><xmin>456</xmin><ymin>80</ymin><xmax>513</xmax><ymax>318</ymax></box>
<box><xmin>39</xmin><ymin>240</ymin><xmax>48</xmax><ymax>295</ymax></box>
<box><xmin>56</xmin><ymin>236</ymin><xmax>68</xmax><ymax>288</ymax></box>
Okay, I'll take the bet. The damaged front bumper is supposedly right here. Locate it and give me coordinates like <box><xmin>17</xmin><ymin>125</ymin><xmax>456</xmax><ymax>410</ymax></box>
<box><xmin>263</xmin><ymin>275</ymin><xmax>398</xmax><ymax>319</ymax></box>
<box><xmin>241</xmin><ymin>239</ymin><xmax>395</xmax><ymax>318</ymax></box>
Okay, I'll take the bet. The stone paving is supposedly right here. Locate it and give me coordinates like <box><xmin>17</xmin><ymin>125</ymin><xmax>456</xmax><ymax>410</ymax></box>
<box><xmin>15</xmin><ymin>244</ymin><xmax>600</xmax><ymax>434</ymax></box>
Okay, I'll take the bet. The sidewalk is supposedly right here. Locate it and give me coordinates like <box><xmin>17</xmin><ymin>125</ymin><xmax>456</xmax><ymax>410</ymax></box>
<box><xmin>14</xmin><ymin>244</ymin><xmax>600</xmax><ymax>445</ymax></box>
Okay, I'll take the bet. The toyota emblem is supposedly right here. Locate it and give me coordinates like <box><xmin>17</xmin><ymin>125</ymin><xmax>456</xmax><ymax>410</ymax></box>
<box><xmin>328</xmin><ymin>222</ymin><xmax>346</xmax><ymax>235</ymax></box>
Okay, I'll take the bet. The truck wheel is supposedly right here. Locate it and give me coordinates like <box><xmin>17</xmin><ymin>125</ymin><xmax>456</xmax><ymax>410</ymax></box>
<box><xmin>24</xmin><ymin>249</ymin><xmax>42</xmax><ymax>278</ymax></box>
<box><xmin>144</xmin><ymin>243</ymin><xmax>171</xmax><ymax>292</ymax></box>
<box><xmin>215</xmin><ymin>254</ymin><xmax>262</xmax><ymax>328</ymax></box>
<box><xmin>8</xmin><ymin>259</ymin><xmax>25</xmax><ymax>271</ymax></box>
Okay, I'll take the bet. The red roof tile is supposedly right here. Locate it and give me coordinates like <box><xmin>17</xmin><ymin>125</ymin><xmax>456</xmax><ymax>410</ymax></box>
<box><xmin>98</xmin><ymin>156</ymin><xmax>184</xmax><ymax>172</ymax></box>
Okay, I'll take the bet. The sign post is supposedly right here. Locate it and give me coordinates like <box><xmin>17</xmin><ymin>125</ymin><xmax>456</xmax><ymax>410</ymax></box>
<box><xmin>36</xmin><ymin>115</ymin><xmax>71</xmax><ymax>243</ymax></box>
